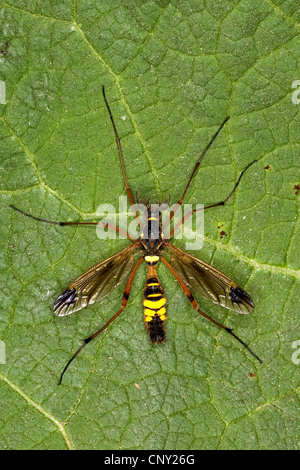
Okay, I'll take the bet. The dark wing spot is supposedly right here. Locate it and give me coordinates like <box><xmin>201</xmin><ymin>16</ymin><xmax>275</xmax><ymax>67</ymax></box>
<box><xmin>54</xmin><ymin>288</ymin><xmax>77</xmax><ymax>310</ymax></box>
<box><xmin>229</xmin><ymin>286</ymin><xmax>254</xmax><ymax>308</ymax></box>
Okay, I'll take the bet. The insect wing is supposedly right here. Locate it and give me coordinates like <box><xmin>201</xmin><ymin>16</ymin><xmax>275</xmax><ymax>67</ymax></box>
<box><xmin>54</xmin><ymin>244</ymin><xmax>139</xmax><ymax>316</ymax></box>
<box><xmin>166</xmin><ymin>244</ymin><xmax>254</xmax><ymax>314</ymax></box>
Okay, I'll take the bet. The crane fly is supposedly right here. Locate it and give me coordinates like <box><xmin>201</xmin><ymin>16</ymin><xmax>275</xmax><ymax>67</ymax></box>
<box><xmin>10</xmin><ymin>86</ymin><xmax>262</xmax><ymax>384</ymax></box>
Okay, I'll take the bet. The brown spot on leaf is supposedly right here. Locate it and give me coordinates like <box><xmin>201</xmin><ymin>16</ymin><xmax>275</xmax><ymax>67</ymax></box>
<box><xmin>1</xmin><ymin>41</ymin><xmax>11</xmax><ymax>56</ymax></box>
<box><xmin>293</xmin><ymin>184</ymin><xmax>300</xmax><ymax>195</ymax></box>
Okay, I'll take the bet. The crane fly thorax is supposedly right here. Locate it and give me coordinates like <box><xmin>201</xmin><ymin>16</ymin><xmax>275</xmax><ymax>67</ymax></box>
<box><xmin>140</xmin><ymin>206</ymin><xmax>164</xmax><ymax>255</ymax></box>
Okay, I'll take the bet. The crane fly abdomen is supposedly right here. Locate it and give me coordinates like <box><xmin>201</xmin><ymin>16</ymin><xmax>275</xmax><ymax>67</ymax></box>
<box><xmin>143</xmin><ymin>257</ymin><xmax>167</xmax><ymax>344</ymax></box>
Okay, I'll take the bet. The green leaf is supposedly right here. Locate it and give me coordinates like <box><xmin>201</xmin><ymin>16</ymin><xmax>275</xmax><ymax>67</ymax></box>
<box><xmin>1</xmin><ymin>0</ymin><xmax>299</xmax><ymax>450</ymax></box>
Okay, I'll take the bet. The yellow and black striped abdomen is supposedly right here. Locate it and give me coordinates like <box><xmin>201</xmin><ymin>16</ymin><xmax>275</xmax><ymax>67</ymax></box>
<box><xmin>143</xmin><ymin>256</ymin><xmax>167</xmax><ymax>343</ymax></box>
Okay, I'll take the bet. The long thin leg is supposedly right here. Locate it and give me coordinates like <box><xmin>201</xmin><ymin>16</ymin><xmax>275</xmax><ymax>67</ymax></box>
<box><xmin>58</xmin><ymin>256</ymin><xmax>143</xmax><ymax>384</ymax></box>
<box><xmin>168</xmin><ymin>160</ymin><xmax>257</xmax><ymax>238</ymax></box>
<box><xmin>9</xmin><ymin>204</ymin><xmax>136</xmax><ymax>241</ymax></box>
<box><xmin>102</xmin><ymin>86</ymin><xmax>141</xmax><ymax>226</ymax></box>
<box><xmin>161</xmin><ymin>256</ymin><xmax>262</xmax><ymax>364</ymax></box>
<box><xmin>162</xmin><ymin>116</ymin><xmax>230</xmax><ymax>232</ymax></box>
